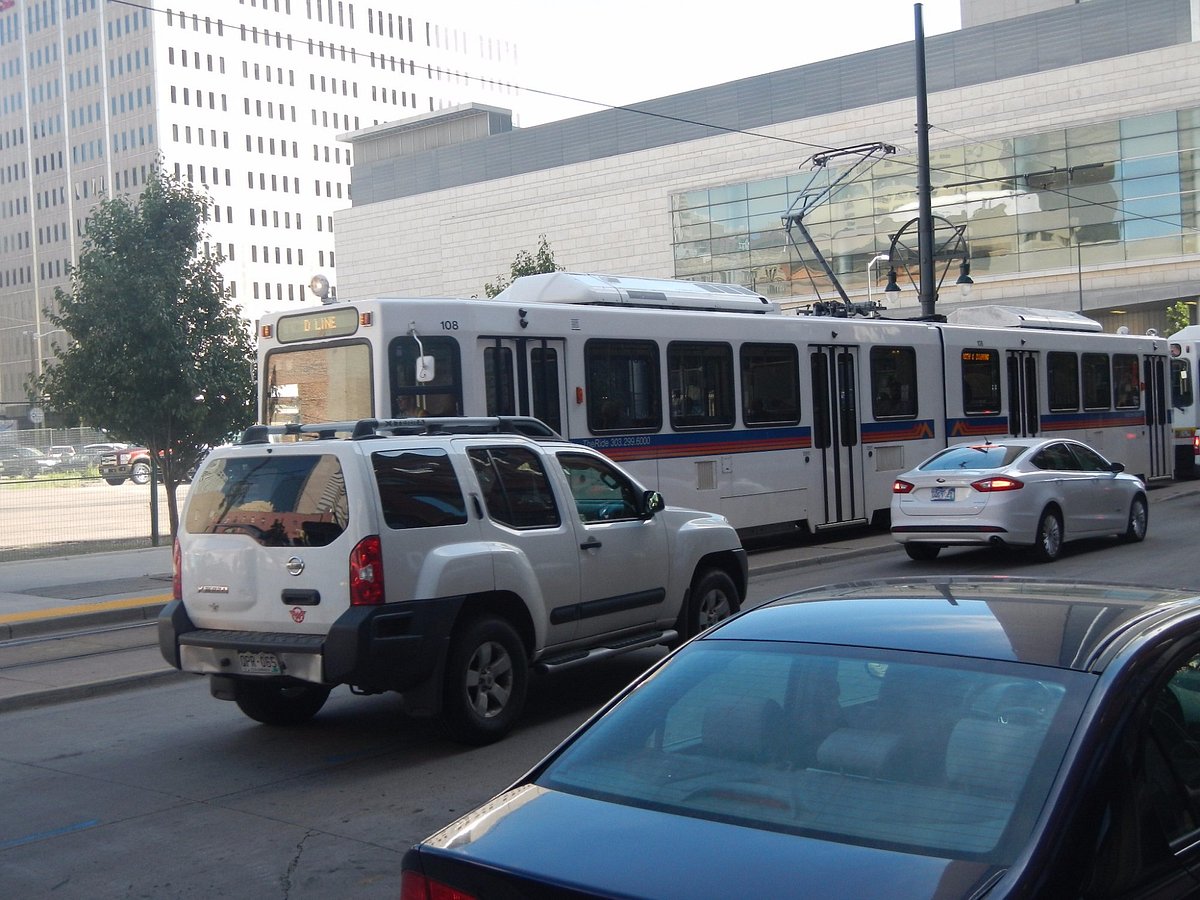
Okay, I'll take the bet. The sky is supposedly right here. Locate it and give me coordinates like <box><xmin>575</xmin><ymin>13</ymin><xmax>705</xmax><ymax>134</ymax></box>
<box><xmin>462</xmin><ymin>1</ymin><xmax>964</xmax><ymax>126</ymax></box>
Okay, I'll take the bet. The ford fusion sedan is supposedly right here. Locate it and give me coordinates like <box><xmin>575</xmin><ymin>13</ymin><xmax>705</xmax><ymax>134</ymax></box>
<box><xmin>401</xmin><ymin>577</ymin><xmax>1200</xmax><ymax>899</ymax></box>
<box><xmin>890</xmin><ymin>437</ymin><xmax>1147</xmax><ymax>562</ymax></box>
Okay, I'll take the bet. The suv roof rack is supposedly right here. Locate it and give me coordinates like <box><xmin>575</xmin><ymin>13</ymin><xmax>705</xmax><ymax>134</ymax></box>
<box><xmin>239</xmin><ymin>416</ymin><xmax>562</xmax><ymax>445</ymax></box>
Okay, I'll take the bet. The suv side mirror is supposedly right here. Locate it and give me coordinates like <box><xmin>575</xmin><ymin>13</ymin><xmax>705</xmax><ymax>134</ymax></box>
<box><xmin>641</xmin><ymin>490</ymin><xmax>664</xmax><ymax>518</ymax></box>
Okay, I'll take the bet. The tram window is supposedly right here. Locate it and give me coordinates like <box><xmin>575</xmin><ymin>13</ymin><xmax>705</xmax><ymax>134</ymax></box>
<box><xmin>1047</xmin><ymin>351</ymin><xmax>1080</xmax><ymax>412</ymax></box>
<box><xmin>264</xmin><ymin>343</ymin><xmax>371</xmax><ymax>425</ymax></box>
<box><xmin>530</xmin><ymin>347</ymin><xmax>562</xmax><ymax>433</ymax></box>
<box><xmin>1171</xmin><ymin>358</ymin><xmax>1194</xmax><ymax>409</ymax></box>
<box><xmin>389</xmin><ymin>335</ymin><xmax>461</xmax><ymax>418</ymax></box>
<box><xmin>668</xmin><ymin>342</ymin><xmax>734</xmax><ymax>429</ymax></box>
<box><xmin>741</xmin><ymin>343</ymin><xmax>800</xmax><ymax>426</ymax></box>
<box><xmin>1082</xmin><ymin>353</ymin><xmax>1111</xmax><ymax>410</ymax></box>
<box><xmin>484</xmin><ymin>346</ymin><xmax>516</xmax><ymax>416</ymax></box>
<box><xmin>961</xmin><ymin>349</ymin><xmax>1001</xmax><ymax>416</ymax></box>
<box><xmin>585</xmin><ymin>339</ymin><xmax>662</xmax><ymax>433</ymax></box>
<box><xmin>870</xmin><ymin>346</ymin><xmax>917</xmax><ymax>419</ymax></box>
<box><xmin>1114</xmin><ymin>354</ymin><xmax>1141</xmax><ymax>408</ymax></box>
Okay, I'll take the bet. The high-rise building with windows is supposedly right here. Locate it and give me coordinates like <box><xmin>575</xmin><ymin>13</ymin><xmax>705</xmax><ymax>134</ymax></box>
<box><xmin>0</xmin><ymin>0</ymin><xmax>521</xmax><ymax>422</ymax></box>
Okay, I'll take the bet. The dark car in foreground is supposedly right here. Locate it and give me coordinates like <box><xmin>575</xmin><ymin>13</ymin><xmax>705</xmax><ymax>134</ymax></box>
<box><xmin>402</xmin><ymin>577</ymin><xmax>1200</xmax><ymax>899</ymax></box>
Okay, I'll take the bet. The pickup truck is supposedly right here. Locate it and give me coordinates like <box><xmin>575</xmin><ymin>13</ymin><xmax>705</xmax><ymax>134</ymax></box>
<box><xmin>98</xmin><ymin>446</ymin><xmax>151</xmax><ymax>485</ymax></box>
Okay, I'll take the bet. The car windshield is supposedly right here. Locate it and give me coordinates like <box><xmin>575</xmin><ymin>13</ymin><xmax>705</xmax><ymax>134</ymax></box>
<box><xmin>919</xmin><ymin>445</ymin><xmax>1025</xmax><ymax>471</ymax></box>
<box><xmin>537</xmin><ymin>641</ymin><xmax>1091</xmax><ymax>864</ymax></box>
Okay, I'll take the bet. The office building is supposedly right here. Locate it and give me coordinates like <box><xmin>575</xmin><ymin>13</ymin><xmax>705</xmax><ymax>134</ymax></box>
<box><xmin>339</xmin><ymin>0</ymin><xmax>1200</xmax><ymax>344</ymax></box>
<box><xmin>0</xmin><ymin>0</ymin><xmax>521</xmax><ymax>422</ymax></box>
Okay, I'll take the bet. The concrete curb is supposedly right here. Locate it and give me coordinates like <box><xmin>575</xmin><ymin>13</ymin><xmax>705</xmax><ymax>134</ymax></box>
<box><xmin>0</xmin><ymin>668</ymin><xmax>190</xmax><ymax>714</ymax></box>
<box><xmin>0</xmin><ymin>601</ymin><xmax>167</xmax><ymax>641</ymax></box>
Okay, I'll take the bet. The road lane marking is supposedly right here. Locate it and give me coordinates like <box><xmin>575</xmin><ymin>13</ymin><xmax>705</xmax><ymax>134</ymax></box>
<box><xmin>0</xmin><ymin>819</ymin><xmax>100</xmax><ymax>850</ymax></box>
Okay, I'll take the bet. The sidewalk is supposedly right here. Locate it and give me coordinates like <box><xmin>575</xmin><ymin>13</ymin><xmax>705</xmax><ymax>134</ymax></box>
<box><xmin>0</xmin><ymin>545</ymin><xmax>174</xmax><ymax>640</ymax></box>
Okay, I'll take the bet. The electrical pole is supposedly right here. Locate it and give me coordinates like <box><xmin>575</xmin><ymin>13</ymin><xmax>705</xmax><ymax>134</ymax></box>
<box><xmin>914</xmin><ymin>3</ymin><xmax>936</xmax><ymax>318</ymax></box>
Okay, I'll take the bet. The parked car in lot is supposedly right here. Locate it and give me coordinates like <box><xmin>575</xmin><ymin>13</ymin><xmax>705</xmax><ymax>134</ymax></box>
<box><xmin>401</xmin><ymin>576</ymin><xmax>1200</xmax><ymax>899</ymax></box>
<box><xmin>890</xmin><ymin>437</ymin><xmax>1148</xmax><ymax>561</ymax></box>
<box><xmin>79</xmin><ymin>442</ymin><xmax>127</xmax><ymax>467</ymax></box>
<box><xmin>159</xmin><ymin>416</ymin><xmax>747</xmax><ymax>744</ymax></box>
<box><xmin>46</xmin><ymin>445</ymin><xmax>88</xmax><ymax>470</ymax></box>
<box><xmin>0</xmin><ymin>446</ymin><xmax>58</xmax><ymax>478</ymax></box>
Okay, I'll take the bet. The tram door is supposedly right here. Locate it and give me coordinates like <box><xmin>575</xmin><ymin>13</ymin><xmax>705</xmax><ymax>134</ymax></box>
<box><xmin>809</xmin><ymin>345</ymin><xmax>867</xmax><ymax>528</ymax></box>
<box><xmin>1143</xmin><ymin>354</ymin><xmax>1172</xmax><ymax>479</ymax></box>
<box><xmin>1006</xmin><ymin>350</ymin><xmax>1040</xmax><ymax>437</ymax></box>
<box><xmin>480</xmin><ymin>338</ymin><xmax>568</xmax><ymax>434</ymax></box>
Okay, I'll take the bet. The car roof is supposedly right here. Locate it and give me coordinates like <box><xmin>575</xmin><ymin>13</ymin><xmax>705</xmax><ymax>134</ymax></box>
<box><xmin>708</xmin><ymin>577</ymin><xmax>1200</xmax><ymax>672</ymax></box>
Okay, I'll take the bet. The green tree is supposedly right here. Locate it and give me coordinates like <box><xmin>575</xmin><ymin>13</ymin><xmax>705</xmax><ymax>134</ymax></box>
<box><xmin>483</xmin><ymin>234</ymin><xmax>564</xmax><ymax>297</ymax></box>
<box><xmin>1167</xmin><ymin>299</ymin><xmax>1193</xmax><ymax>335</ymax></box>
<box><xmin>39</xmin><ymin>167</ymin><xmax>256</xmax><ymax>539</ymax></box>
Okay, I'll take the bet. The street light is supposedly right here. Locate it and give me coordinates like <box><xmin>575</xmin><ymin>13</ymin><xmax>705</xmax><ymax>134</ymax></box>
<box><xmin>866</xmin><ymin>254</ymin><xmax>890</xmax><ymax>308</ymax></box>
<box><xmin>955</xmin><ymin>236</ymin><xmax>974</xmax><ymax>298</ymax></box>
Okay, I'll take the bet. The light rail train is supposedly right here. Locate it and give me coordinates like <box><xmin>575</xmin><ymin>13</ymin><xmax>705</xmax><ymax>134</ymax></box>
<box><xmin>257</xmin><ymin>272</ymin><xmax>1172</xmax><ymax>535</ymax></box>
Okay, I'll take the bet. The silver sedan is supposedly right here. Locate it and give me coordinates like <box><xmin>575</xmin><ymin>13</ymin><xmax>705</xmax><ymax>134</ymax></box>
<box><xmin>890</xmin><ymin>437</ymin><xmax>1148</xmax><ymax>562</ymax></box>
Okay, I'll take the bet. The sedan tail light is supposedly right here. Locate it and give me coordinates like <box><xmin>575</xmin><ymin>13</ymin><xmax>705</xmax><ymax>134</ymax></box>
<box><xmin>892</xmin><ymin>479</ymin><xmax>915</xmax><ymax>494</ymax></box>
<box><xmin>971</xmin><ymin>476</ymin><xmax>1024</xmax><ymax>492</ymax></box>
<box><xmin>349</xmin><ymin>535</ymin><xmax>384</xmax><ymax>606</ymax></box>
<box><xmin>400</xmin><ymin>871</ymin><xmax>477</xmax><ymax>900</ymax></box>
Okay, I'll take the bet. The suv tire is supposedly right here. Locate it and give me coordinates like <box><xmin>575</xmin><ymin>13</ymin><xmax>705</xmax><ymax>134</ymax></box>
<box><xmin>674</xmin><ymin>568</ymin><xmax>739</xmax><ymax>645</ymax></box>
<box><xmin>233</xmin><ymin>680</ymin><xmax>331</xmax><ymax>725</ymax></box>
<box><xmin>441</xmin><ymin>615</ymin><xmax>528</xmax><ymax>746</ymax></box>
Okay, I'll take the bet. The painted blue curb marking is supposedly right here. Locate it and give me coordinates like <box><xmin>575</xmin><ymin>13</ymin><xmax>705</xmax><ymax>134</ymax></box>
<box><xmin>0</xmin><ymin>819</ymin><xmax>100</xmax><ymax>851</ymax></box>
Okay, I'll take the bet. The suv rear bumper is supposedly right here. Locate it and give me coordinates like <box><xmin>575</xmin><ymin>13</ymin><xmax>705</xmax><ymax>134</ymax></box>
<box><xmin>158</xmin><ymin>597</ymin><xmax>463</xmax><ymax>692</ymax></box>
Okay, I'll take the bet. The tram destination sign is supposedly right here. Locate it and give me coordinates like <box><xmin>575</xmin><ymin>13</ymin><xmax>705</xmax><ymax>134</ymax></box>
<box><xmin>276</xmin><ymin>307</ymin><xmax>359</xmax><ymax>343</ymax></box>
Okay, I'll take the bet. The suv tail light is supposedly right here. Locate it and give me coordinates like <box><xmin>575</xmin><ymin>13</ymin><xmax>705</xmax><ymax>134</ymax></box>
<box><xmin>172</xmin><ymin>537</ymin><xmax>182</xmax><ymax>601</ymax></box>
<box><xmin>349</xmin><ymin>535</ymin><xmax>384</xmax><ymax>605</ymax></box>
<box><xmin>971</xmin><ymin>476</ymin><xmax>1024</xmax><ymax>492</ymax></box>
<box><xmin>400</xmin><ymin>871</ymin><xmax>477</xmax><ymax>900</ymax></box>
<box><xmin>892</xmin><ymin>479</ymin><xmax>915</xmax><ymax>494</ymax></box>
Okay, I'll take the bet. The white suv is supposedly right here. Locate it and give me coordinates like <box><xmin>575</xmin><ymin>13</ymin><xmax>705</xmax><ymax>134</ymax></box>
<box><xmin>159</xmin><ymin>417</ymin><xmax>747</xmax><ymax>744</ymax></box>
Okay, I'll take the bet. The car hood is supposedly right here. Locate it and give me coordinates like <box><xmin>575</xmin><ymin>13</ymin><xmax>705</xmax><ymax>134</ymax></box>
<box><xmin>413</xmin><ymin>784</ymin><xmax>998</xmax><ymax>899</ymax></box>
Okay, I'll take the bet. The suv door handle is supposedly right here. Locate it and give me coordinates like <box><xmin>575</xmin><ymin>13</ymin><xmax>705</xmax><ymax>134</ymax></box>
<box><xmin>580</xmin><ymin>537</ymin><xmax>602</xmax><ymax>551</ymax></box>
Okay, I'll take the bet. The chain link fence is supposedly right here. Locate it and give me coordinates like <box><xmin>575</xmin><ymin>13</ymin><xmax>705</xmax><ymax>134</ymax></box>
<box><xmin>0</xmin><ymin>427</ymin><xmax>180</xmax><ymax>561</ymax></box>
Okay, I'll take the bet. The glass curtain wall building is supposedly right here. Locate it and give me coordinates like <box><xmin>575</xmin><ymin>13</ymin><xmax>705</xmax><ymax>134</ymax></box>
<box><xmin>672</xmin><ymin>107</ymin><xmax>1199</xmax><ymax>306</ymax></box>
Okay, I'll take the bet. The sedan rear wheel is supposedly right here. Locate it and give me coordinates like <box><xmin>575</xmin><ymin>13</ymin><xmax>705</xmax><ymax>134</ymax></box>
<box><xmin>904</xmin><ymin>543</ymin><xmax>941</xmax><ymax>561</ymax></box>
<box><xmin>1123</xmin><ymin>495</ymin><xmax>1148</xmax><ymax>543</ymax></box>
<box><xmin>1032</xmin><ymin>508</ymin><xmax>1063</xmax><ymax>562</ymax></box>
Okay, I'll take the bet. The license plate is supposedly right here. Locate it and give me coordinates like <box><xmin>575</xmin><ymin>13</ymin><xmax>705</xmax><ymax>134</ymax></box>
<box><xmin>930</xmin><ymin>487</ymin><xmax>955</xmax><ymax>501</ymax></box>
<box><xmin>238</xmin><ymin>651</ymin><xmax>281</xmax><ymax>675</ymax></box>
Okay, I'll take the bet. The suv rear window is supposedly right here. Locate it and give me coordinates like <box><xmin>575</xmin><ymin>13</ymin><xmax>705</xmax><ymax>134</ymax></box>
<box><xmin>371</xmin><ymin>448</ymin><xmax>468</xmax><ymax>529</ymax></box>
<box><xmin>185</xmin><ymin>454</ymin><xmax>349</xmax><ymax>546</ymax></box>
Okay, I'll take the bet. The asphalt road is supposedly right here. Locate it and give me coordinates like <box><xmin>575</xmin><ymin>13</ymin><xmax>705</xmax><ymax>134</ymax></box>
<box><xmin>2</xmin><ymin>485</ymin><xmax>1199</xmax><ymax>897</ymax></box>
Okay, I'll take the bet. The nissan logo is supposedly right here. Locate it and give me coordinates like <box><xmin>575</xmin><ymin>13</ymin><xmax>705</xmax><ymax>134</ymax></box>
<box><xmin>286</xmin><ymin>557</ymin><xmax>305</xmax><ymax>576</ymax></box>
